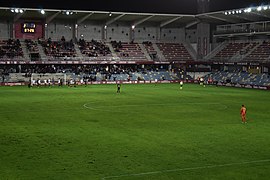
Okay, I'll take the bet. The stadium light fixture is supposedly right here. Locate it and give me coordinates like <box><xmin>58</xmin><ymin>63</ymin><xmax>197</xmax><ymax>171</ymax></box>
<box><xmin>239</xmin><ymin>10</ymin><xmax>242</xmax><ymax>13</ymax></box>
<box><xmin>232</xmin><ymin>11</ymin><xmax>235</xmax><ymax>14</ymax></box>
<box><xmin>104</xmin><ymin>25</ymin><xmax>107</xmax><ymax>29</ymax></box>
<box><xmin>245</xmin><ymin>8</ymin><xmax>252</xmax><ymax>13</ymax></box>
<box><xmin>132</xmin><ymin>25</ymin><xmax>135</xmax><ymax>29</ymax></box>
<box><xmin>257</xmin><ymin>6</ymin><xmax>262</xmax><ymax>11</ymax></box>
<box><xmin>45</xmin><ymin>23</ymin><xmax>48</xmax><ymax>28</ymax></box>
<box><xmin>228</xmin><ymin>11</ymin><xmax>231</xmax><ymax>15</ymax></box>
<box><xmin>263</xmin><ymin>6</ymin><xmax>268</xmax><ymax>10</ymax></box>
<box><xmin>11</xmin><ymin>8</ymin><xmax>24</xmax><ymax>14</ymax></box>
<box><xmin>109</xmin><ymin>12</ymin><xmax>112</xmax><ymax>17</ymax></box>
<box><xmin>224</xmin><ymin>12</ymin><xmax>228</xmax><ymax>15</ymax></box>
<box><xmin>63</xmin><ymin>10</ymin><xmax>73</xmax><ymax>15</ymax></box>
<box><xmin>40</xmin><ymin>9</ymin><xmax>45</xmax><ymax>15</ymax></box>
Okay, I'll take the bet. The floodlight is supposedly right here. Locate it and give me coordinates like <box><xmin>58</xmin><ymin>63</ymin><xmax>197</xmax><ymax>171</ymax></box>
<box><xmin>15</xmin><ymin>8</ymin><xmax>19</xmax><ymax>13</ymax></box>
<box><xmin>257</xmin><ymin>6</ymin><xmax>262</xmax><ymax>11</ymax></box>
<box><xmin>263</xmin><ymin>6</ymin><xmax>268</xmax><ymax>10</ymax></box>
<box><xmin>40</xmin><ymin>9</ymin><xmax>45</xmax><ymax>14</ymax></box>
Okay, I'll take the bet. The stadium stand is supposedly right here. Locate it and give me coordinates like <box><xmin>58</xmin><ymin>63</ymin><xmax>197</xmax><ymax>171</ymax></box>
<box><xmin>78</xmin><ymin>39</ymin><xmax>112</xmax><ymax>60</ymax></box>
<box><xmin>204</xmin><ymin>71</ymin><xmax>270</xmax><ymax>86</ymax></box>
<box><xmin>0</xmin><ymin>39</ymin><xmax>23</xmax><ymax>60</ymax></box>
<box><xmin>243</xmin><ymin>41</ymin><xmax>270</xmax><ymax>62</ymax></box>
<box><xmin>40</xmin><ymin>37</ymin><xmax>76</xmax><ymax>59</ymax></box>
<box><xmin>211</xmin><ymin>42</ymin><xmax>250</xmax><ymax>61</ymax></box>
<box><xmin>111</xmin><ymin>41</ymin><xmax>148</xmax><ymax>61</ymax></box>
<box><xmin>142</xmin><ymin>41</ymin><xmax>158</xmax><ymax>60</ymax></box>
<box><xmin>25</xmin><ymin>39</ymin><xmax>41</xmax><ymax>61</ymax></box>
<box><xmin>156</xmin><ymin>43</ymin><xmax>193</xmax><ymax>61</ymax></box>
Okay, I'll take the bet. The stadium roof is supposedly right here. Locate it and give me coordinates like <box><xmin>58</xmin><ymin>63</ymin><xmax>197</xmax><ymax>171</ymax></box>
<box><xmin>1</xmin><ymin>6</ymin><xmax>270</xmax><ymax>28</ymax></box>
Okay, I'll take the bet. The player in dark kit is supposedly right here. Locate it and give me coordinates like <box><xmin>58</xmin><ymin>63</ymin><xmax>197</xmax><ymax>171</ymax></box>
<box><xmin>117</xmin><ymin>83</ymin><xmax>121</xmax><ymax>93</ymax></box>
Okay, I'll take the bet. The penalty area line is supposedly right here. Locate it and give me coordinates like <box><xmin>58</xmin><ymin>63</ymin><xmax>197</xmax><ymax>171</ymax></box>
<box><xmin>101</xmin><ymin>159</ymin><xmax>270</xmax><ymax>179</ymax></box>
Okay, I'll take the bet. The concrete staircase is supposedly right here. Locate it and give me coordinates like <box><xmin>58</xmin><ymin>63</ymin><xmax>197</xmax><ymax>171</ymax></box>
<box><xmin>138</xmin><ymin>43</ymin><xmax>152</xmax><ymax>61</ymax></box>
<box><xmin>106</xmin><ymin>43</ymin><xmax>119</xmax><ymax>59</ymax></box>
<box><xmin>239</xmin><ymin>41</ymin><xmax>263</xmax><ymax>60</ymax></box>
<box><xmin>20</xmin><ymin>40</ymin><xmax>30</xmax><ymax>61</ymax></box>
<box><xmin>37</xmin><ymin>44</ymin><xmax>47</xmax><ymax>61</ymax></box>
<box><xmin>152</xmin><ymin>43</ymin><xmax>166</xmax><ymax>61</ymax></box>
<box><xmin>74</xmin><ymin>44</ymin><xmax>84</xmax><ymax>60</ymax></box>
<box><xmin>182</xmin><ymin>42</ymin><xmax>197</xmax><ymax>61</ymax></box>
<box><xmin>204</xmin><ymin>41</ymin><xmax>228</xmax><ymax>60</ymax></box>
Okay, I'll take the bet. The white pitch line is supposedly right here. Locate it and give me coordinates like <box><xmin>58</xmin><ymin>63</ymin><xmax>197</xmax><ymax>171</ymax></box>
<box><xmin>83</xmin><ymin>102</ymin><xmax>227</xmax><ymax>111</ymax></box>
<box><xmin>101</xmin><ymin>159</ymin><xmax>270</xmax><ymax>179</ymax></box>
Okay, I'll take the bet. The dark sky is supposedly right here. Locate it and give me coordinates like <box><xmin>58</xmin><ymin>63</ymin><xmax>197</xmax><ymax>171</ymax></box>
<box><xmin>0</xmin><ymin>0</ymin><xmax>268</xmax><ymax>14</ymax></box>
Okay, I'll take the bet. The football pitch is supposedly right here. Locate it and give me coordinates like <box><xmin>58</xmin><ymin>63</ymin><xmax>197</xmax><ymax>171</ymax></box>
<box><xmin>0</xmin><ymin>84</ymin><xmax>269</xmax><ymax>180</ymax></box>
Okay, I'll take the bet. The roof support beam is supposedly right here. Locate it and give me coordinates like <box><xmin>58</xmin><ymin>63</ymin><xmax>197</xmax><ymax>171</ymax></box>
<box><xmin>250</xmin><ymin>12</ymin><xmax>270</xmax><ymax>19</ymax></box>
<box><xmin>77</xmin><ymin>12</ymin><xmax>94</xmax><ymax>24</ymax></box>
<box><xmin>105</xmin><ymin>14</ymin><xmax>126</xmax><ymax>26</ymax></box>
<box><xmin>46</xmin><ymin>11</ymin><xmax>61</xmax><ymax>24</ymax></box>
<box><xmin>231</xmin><ymin>14</ymin><xmax>255</xmax><ymax>22</ymax></box>
<box><xmin>204</xmin><ymin>14</ymin><xmax>237</xmax><ymax>23</ymax></box>
<box><xmin>160</xmin><ymin>16</ymin><xmax>182</xmax><ymax>27</ymax></box>
<box><xmin>185</xmin><ymin>20</ymin><xmax>200</xmax><ymax>28</ymax></box>
<box><xmin>133</xmin><ymin>15</ymin><xmax>155</xmax><ymax>27</ymax></box>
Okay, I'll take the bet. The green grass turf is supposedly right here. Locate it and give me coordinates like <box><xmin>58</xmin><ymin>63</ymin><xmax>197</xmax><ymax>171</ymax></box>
<box><xmin>0</xmin><ymin>84</ymin><xmax>270</xmax><ymax>180</ymax></box>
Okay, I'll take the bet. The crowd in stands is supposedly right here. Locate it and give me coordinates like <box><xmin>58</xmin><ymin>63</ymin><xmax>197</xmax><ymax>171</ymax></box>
<box><xmin>0</xmin><ymin>39</ymin><xmax>23</xmax><ymax>59</ymax></box>
<box><xmin>78</xmin><ymin>39</ymin><xmax>111</xmax><ymax>57</ymax></box>
<box><xmin>41</xmin><ymin>37</ymin><xmax>76</xmax><ymax>58</ymax></box>
<box><xmin>25</xmin><ymin>39</ymin><xmax>40</xmax><ymax>61</ymax></box>
<box><xmin>111</xmin><ymin>41</ymin><xmax>122</xmax><ymax>52</ymax></box>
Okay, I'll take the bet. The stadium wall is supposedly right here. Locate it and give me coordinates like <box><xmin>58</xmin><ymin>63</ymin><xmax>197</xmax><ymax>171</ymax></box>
<box><xmin>77</xmin><ymin>22</ymin><xmax>102</xmax><ymax>41</ymax></box>
<box><xmin>134</xmin><ymin>26</ymin><xmax>159</xmax><ymax>42</ymax></box>
<box><xmin>0</xmin><ymin>20</ymin><xmax>11</xmax><ymax>39</ymax></box>
<box><xmin>0</xmin><ymin>18</ymin><xmax>198</xmax><ymax>45</ymax></box>
<box><xmin>45</xmin><ymin>21</ymin><xmax>74</xmax><ymax>41</ymax></box>
<box><xmin>106</xmin><ymin>23</ymin><xmax>131</xmax><ymax>42</ymax></box>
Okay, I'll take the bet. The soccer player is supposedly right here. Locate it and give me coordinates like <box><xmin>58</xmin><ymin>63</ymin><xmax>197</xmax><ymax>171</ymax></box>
<box><xmin>117</xmin><ymin>83</ymin><xmax>121</xmax><ymax>93</ymax></box>
<box><xmin>240</xmin><ymin>104</ymin><xmax>247</xmax><ymax>123</ymax></box>
<box><xmin>180</xmin><ymin>81</ymin><xmax>183</xmax><ymax>90</ymax></box>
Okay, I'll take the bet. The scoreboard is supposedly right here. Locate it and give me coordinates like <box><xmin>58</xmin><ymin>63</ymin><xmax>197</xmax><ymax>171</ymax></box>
<box><xmin>22</xmin><ymin>22</ymin><xmax>36</xmax><ymax>33</ymax></box>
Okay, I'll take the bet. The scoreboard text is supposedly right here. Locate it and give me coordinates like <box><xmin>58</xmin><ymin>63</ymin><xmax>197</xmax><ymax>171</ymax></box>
<box><xmin>22</xmin><ymin>23</ymin><xmax>36</xmax><ymax>33</ymax></box>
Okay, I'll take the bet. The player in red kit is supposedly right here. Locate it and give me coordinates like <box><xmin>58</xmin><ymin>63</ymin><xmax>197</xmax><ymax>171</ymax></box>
<box><xmin>240</xmin><ymin>105</ymin><xmax>247</xmax><ymax>123</ymax></box>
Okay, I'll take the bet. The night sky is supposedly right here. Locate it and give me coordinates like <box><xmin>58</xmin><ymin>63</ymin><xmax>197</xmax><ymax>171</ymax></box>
<box><xmin>0</xmin><ymin>0</ymin><xmax>268</xmax><ymax>14</ymax></box>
